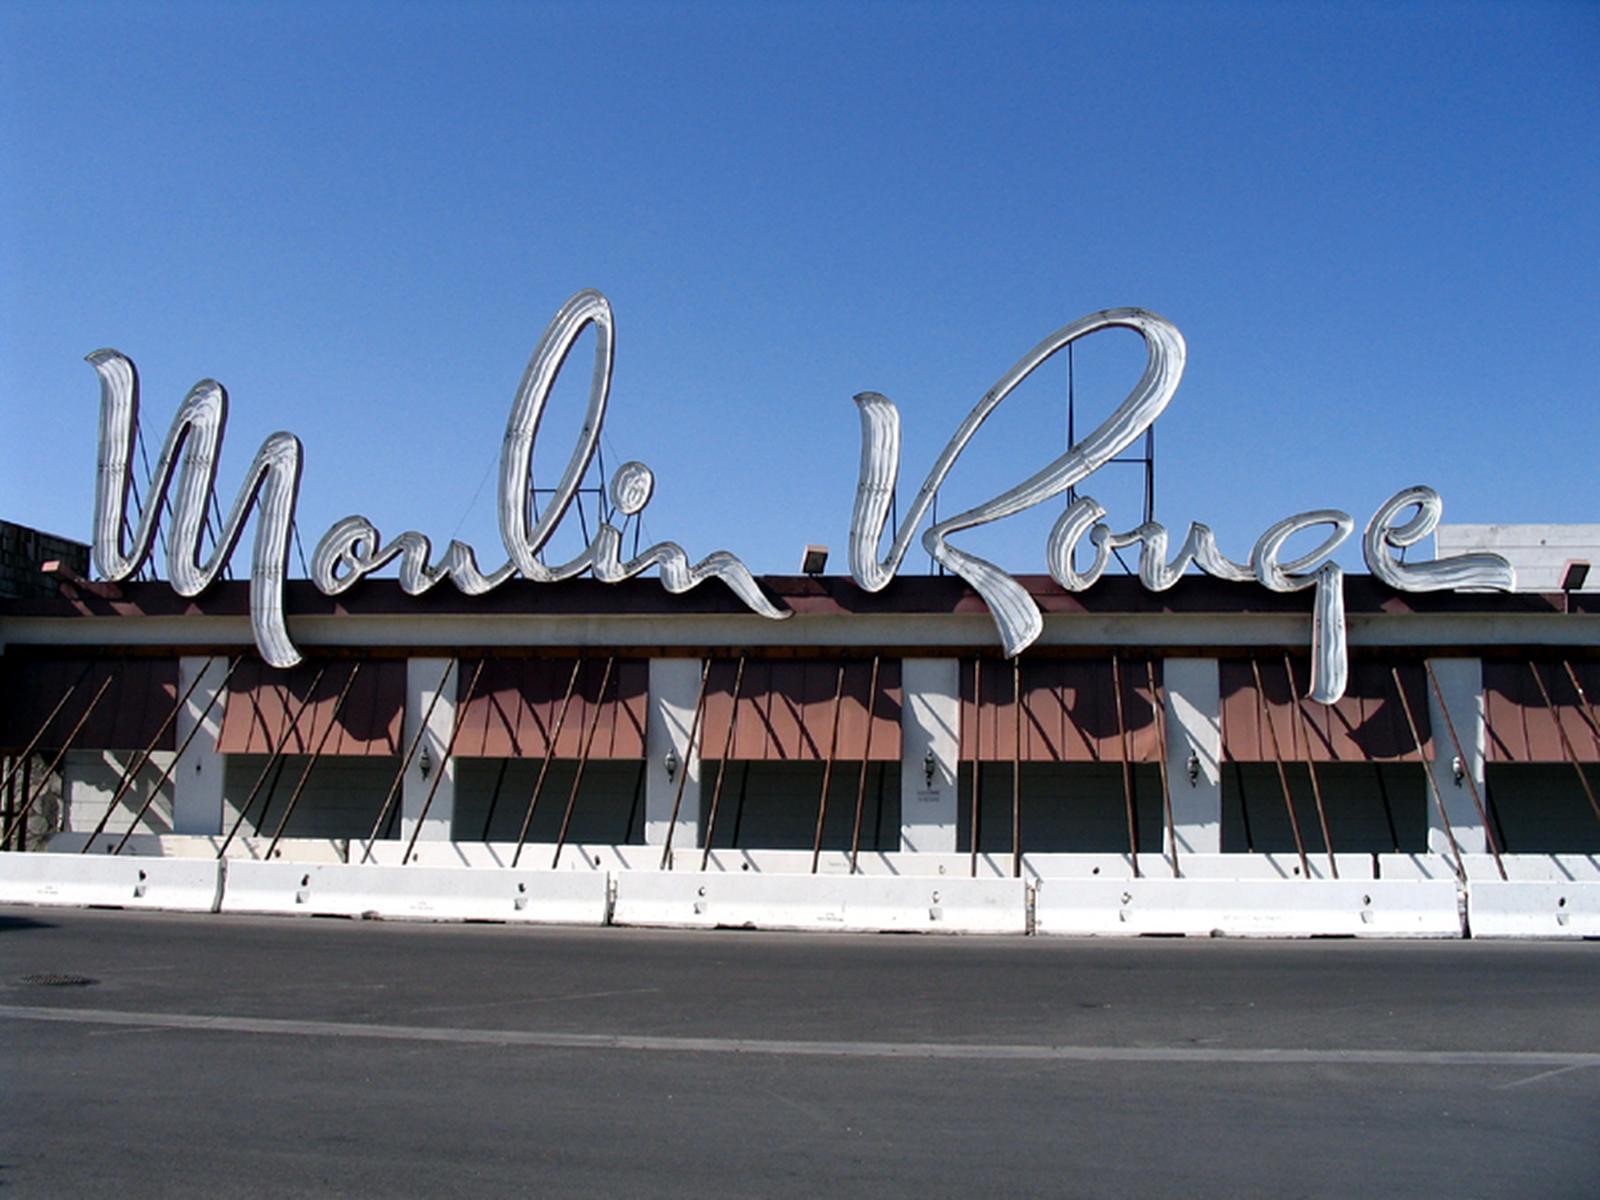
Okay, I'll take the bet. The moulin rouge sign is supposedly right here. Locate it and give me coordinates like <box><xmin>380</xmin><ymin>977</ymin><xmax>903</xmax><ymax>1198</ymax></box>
<box><xmin>87</xmin><ymin>289</ymin><xmax>1513</xmax><ymax>704</ymax></box>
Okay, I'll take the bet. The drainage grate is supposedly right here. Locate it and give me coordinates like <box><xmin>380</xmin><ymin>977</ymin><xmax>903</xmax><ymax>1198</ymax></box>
<box><xmin>19</xmin><ymin>973</ymin><xmax>97</xmax><ymax>987</ymax></box>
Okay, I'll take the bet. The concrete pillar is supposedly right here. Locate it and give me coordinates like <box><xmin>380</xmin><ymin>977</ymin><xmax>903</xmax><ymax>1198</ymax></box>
<box><xmin>645</xmin><ymin>657</ymin><xmax>703</xmax><ymax>854</ymax></box>
<box><xmin>1426</xmin><ymin>657</ymin><xmax>1488</xmax><ymax>855</ymax></box>
<box><xmin>402</xmin><ymin>657</ymin><xmax>456</xmax><ymax>844</ymax></box>
<box><xmin>1163</xmin><ymin>658</ymin><xmax>1222</xmax><ymax>855</ymax></box>
<box><xmin>172</xmin><ymin>655</ymin><xmax>228</xmax><ymax>835</ymax></box>
<box><xmin>900</xmin><ymin>658</ymin><xmax>960</xmax><ymax>853</ymax></box>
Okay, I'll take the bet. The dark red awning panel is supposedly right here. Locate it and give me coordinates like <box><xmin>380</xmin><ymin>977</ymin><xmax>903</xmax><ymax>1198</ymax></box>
<box><xmin>700</xmin><ymin>659</ymin><xmax>902</xmax><ymax>762</ymax></box>
<box><xmin>453</xmin><ymin>657</ymin><xmax>647</xmax><ymax>760</ymax></box>
<box><xmin>217</xmin><ymin>659</ymin><xmax>404</xmax><ymax>757</ymax></box>
<box><xmin>0</xmin><ymin>657</ymin><xmax>178</xmax><ymax>752</ymax></box>
<box><xmin>1221</xmin><ymin>659</ymin><xmax>1431</xmax><ymax>763</ymax></box>
<box><xmin>960</xmin><ymin>658</ymin><xmax>1162</xmax><ymax>763</ymax></box>
<box><xmin>1484</xmin><ymin>661</ymin><xmax>1600</xmax><ymax>764</ymax></box>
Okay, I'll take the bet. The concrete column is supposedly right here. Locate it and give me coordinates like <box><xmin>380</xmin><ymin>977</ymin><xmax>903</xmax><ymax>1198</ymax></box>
<box><xmin>1163</xmin><ymin>658</ymin><xmax>1222</xmax><ymax>855</ymax></box>
<box><xmin>402</xmin><ymin>657</ymin><xmax>456</xmax><ymax>844</ymax></box>
<box><xmin>645</xmin><ymin>657</ymin><xmax>703</xmax><ymax>854</ymax></box>
<box><xmin>172</xmin><ymin>655</ymin><xmax>228</xmax><ymax>835</ymax></box>
<box><xmin>1426</xmin><ymin>657</ymin><xmax>1487</xmax><ymax>855</ymax></box>
<box><xmin>900</xmin><ymin>658</ymin><xmax>960</xmax><ymax>853</ymax></box>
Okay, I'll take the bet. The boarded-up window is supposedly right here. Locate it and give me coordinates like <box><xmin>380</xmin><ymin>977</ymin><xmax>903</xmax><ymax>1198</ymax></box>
<box><xmin>960</xmin><ymin>658</ymin><xmax>1162</xmax><ymax>763</ymax></box>
<box><xmin>1484</xmin><ymin>661</ymin><xmax>1600</xmax><ymax>764</ymax></box>
<box><xmin>0</xmin><ymin>657</ymin><xmax>177</xmax><ymax>752</ymax></box>
<box><xmin>217</xmin><ymin>659</ymin><xmax>404</xmax><ymax>757</ymax></box>
<box><xmin>1220</xmin><ymin>659</ymin><xmax>1430</xmax><ymax>763</ymax></box>
<box><xmin>453</xmin><ymin>658</ymin><xmax>647</xmax><ymax>760</ymax></box>
<box><xmin>699</xmin><ymin>659</ymin><xmax>902</xmax><ymax>762</ymax></box>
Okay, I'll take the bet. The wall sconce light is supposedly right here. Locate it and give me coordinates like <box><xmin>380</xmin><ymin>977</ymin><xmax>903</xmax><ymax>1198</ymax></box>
<box><xmin>1186</xmin><ymin>750</ymin><xmax>1200</xmax><ymax>786</ymax></box>
<box><xmin>1451</xmin><ymin>755</ymin><xmax>1465</xmax><ymax>787</ymax></box>
<box><xmin>923</xmin><ymin>747</ymin><xmax>937</xmax><ymax>787</ymax></box>
<box><xmin>664</xmin><ymin>749</ymin><xmax>679</xmax><ymax>781</ymax></box>
<box><xmin>419</xmin><ymin>745</ymin><xmax>432</xmax><ymax>779</ymax></box>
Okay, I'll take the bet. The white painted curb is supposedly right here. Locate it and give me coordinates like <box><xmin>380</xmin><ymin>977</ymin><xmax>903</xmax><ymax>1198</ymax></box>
<box><xmin>612</xmin><ymin>870</ymin><xmax>1028</xmax><ymax>934</ymax></box>
<box><xmin>1467</xmin><ymin>881</ymin><xmax>1600</xmax><ymax>938</ymax></box>
<box><xmin>0</xmin><ymin>850</ymin><xmax>222</xmax><ymax>913</ymax></box>
<box><xmin>1033</xmin><ymin>877</ymin><xmax>1463</xmax><ymax>938</ymax></box>
<box><xmin>220</xmin><ymin>861</ymin><xmax>609</xmax><ymax>925</ymax></box>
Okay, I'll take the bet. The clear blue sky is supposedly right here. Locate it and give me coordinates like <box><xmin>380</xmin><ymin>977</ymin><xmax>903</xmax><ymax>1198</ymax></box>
<box><xmin>2</xmin><ymin>0</ymin><xmax>1595</xmax><ymax>581</ymax></box>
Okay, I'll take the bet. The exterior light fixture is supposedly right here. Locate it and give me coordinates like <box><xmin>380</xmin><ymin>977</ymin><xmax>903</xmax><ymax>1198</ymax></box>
<box><xmin>800</xmin><ymin>544</ymin><xmax>830</xmax><ymax>575</ymax></box>
<box><xmin>1451</xmin><ymin>755</ymin><xmax>1465</xmax><ymax>787</ymax></box>
<box><xmin>419</xmin><ymin>745</ymin><xmax>432</xmax><ymax>779</ymax></box>
<box><xmin>1186</xmin><ymin>750</ymin><xmax>1200</xmax><ymax>786</ymax></box>
<box><xmin>1560</xmin><ymin>560</ymin><xmax>1591</xmax><ymax>591</ymax></box>
<box><xmin>923</xmin><ymin>747</ymin><xmax>937</xmax><ymax>787</ymax></box>
<box><xmin>664</xmin><ymin>748</ymin><xmax>679</xmax><ymax>781</ymax></box>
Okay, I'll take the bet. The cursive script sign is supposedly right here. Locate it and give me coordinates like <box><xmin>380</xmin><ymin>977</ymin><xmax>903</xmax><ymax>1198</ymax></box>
<box><xmin>86</xmin><ymin>290</ymin><xmax>1513</xmax><ymax>703</ymax></box>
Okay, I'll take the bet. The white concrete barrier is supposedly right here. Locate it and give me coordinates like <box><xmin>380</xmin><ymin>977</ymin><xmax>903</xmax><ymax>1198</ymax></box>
<box><xmin>1033</xmin><ymin>877</ymin><xmax>1463</xmax><ymax>938</ymax></box>
<box><xmin>612</xmin><ymin>870</ymin><xmax>1028</xmax><ymax>934</ymax></box>
<box><xmin>1466</xmin><ymin>880</ymin><xmax>1600</xmax><ymax>938</ymax></box>
<box><xmin>220</xmin><ymin>861</ymin><xmax>609</xmax><ymax>924</ymax></box>
<box><xmin>0</xmin><ymin>850</ymin><xmax>222</xmax><ymax>912</ymax></box>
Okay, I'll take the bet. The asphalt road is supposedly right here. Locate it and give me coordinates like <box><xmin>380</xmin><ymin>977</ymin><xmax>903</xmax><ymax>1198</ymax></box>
<box><xmin>3</xmin><ymin>907</ymin><xmax>1597</xmax><ymax>1198</ymax></box>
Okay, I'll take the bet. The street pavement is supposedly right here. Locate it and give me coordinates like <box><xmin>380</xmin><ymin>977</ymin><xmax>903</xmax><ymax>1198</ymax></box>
<box><xmin>2</xmin><ymin>906</ymin><xmax>1597</xmax><ymax>1197</ymax></box>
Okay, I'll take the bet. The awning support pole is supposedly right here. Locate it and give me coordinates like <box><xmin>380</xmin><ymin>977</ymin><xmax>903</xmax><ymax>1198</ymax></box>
<box><xmin>1282</xmin><ymin>655</ymin><xmax>1336</xmax><ymax>880</ymax></box>
<box><xmin>402</xmin><ymin>657</ymin><xmax>485</xmax><ymax>864</ymax></box>
<box><xmin>1112</xmin><ymin>654</ymin><xmax>1142</xmax><ymax>879</ymax></box>
<box><xmin>1146</xmin><ymin>659</ymin><xmax>1179</xmax><ymax>879</ymax></box>
<box><xmin>82</xmin><ymin>655</ymin><xmax>220</xmax><ymax>854</ymax></box>
<box><xmin>1393</xmin><ymin>665</ymin><xmax>1464</xmax><ymax>882</ymax></box>
<box><xmin>218</xmin><ymin>663</ymin><xmax>329</xmax><ymax>859</ymax></box>
<box><xmin>263</xmin><ymin>660</ymin><xmax>366</xmax><ymax>859</ymax></box>
<box><xmin>479</xmin><ymin>758</ymin><xmax>511</xmax><ymax>842</ymax></box>
<box><xmin>551</xmin><ymin>656</ymin><xmax>616</xmax><ymax>869</ymax></box>
<box><xmin>969</xmin><ymin>658</ymin><xmax>982</xmax><ymax>879</ymax></box>
<box><xmin>1251</xmin><ymin>657</ymin><xmax>1309</xmax><ymax>880</ymax></box>
<box><xmin>511</xmin><ymin>657</ymin><xmax>584</xmax><ymax>869</ymax></box>
<box><xmin>849</xmin><ymin>655</ymin><xmax>882</xmax><ymax>875</ymax></box>
<box><xmin>659</xmin><ymin>659</ymin><xmax>712</xmax><ymax>870</ymax></box>
<box><xmin>1011</xmin><ymin>657</ymin><xmax>1022</xmax><ymax>881</ymax></box>
<box><xmin>699</xmin><ymin>655</ymin><xmax>747</xmax><ymax>871</ymax></box>
<box><xmin>109</xmin><ymin>656</ymin><xmax>244</xmax><ymax>856</ymax></box>
<box><xmin>1424</xmin><ymin>660</ymin><xmax>1505</xmax><ymax>879</ymax></box>
<box><xmin>809</xmin><ymin>663</ymin><xmax>847</xmax><ymax>875</ymax></box>
<box><xmin>0</xmin><ymin>669</ymin><xmax>118</xmax><ymax>848</ymax></box>
<box><xmin>360</xmin><ymin>659</ymin><xmax>456</xmax><ymax>864</ymax></box>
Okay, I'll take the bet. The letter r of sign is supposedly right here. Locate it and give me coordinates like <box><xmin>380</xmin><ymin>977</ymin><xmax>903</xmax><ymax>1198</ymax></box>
<box><xmin>847</xmin><ymin>308</ymin><xmax>1185</xmax><ymax>657</ymax></box>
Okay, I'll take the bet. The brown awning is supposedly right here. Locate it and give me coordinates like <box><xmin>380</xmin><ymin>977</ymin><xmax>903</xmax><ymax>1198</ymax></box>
<box><xmin>0</xmin><ymin>656</ymin><xmax>178</xmax><ymax>752</ymax></box>
<box><xmin>961</xmin><ymin>657</ymin><xmax>1162</xmax><ymax>762</ymax></box>
<box><xmin>453</xmin><ymin>657</ymin><xmax>647</xmax><ymax>759</ymax></box>
<box><xmin>217</xmin><ymin>659</ymin><xmax>404</xmax><ymax>756</ymax></box>
<box><xmin>700</xmin><ymin>658</ymin><xmax>901</xmax><ymax>762</ymax></box>
<box><xmin>1221</xmin><ymin>659</ymin><xmax>1431</xmax><ymax>763</ymax></box>
<box><xmin>1484</xmin><ymin>661</ymin><xmax>1600</xmax><ymax>764</ymax></box>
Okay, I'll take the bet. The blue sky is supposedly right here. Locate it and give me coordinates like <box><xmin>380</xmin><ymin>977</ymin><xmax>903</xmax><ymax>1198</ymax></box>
<box><xmin>2</xmin><ymin>0</ymin><xmax>1595</xmax><ymax>581</ymax></box>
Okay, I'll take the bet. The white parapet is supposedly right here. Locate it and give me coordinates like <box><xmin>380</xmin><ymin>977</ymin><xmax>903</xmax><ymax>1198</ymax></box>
<box><xmin>1033</xmin><ymin>877</ymin><xmax>1463</xmax><ymax>938</ymax></box>
<box><xmin>1467</xmin><ymin>880</ymin><xmax>1600</xmax><ymax>938</ymax></box>
<box><xmin>220</xmin><ymin>860</ymin><xmax>610</xmax><ymax>925</ymax></box>
<box><xmin>0</xmin><ymin>849</ymin><xmax>222</xmax><ymax>912</ymax></box>
<box><xmin>612</xmin><ymin>869</ymin><xmax>1028</xmax><ymax>934</ymax></box>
